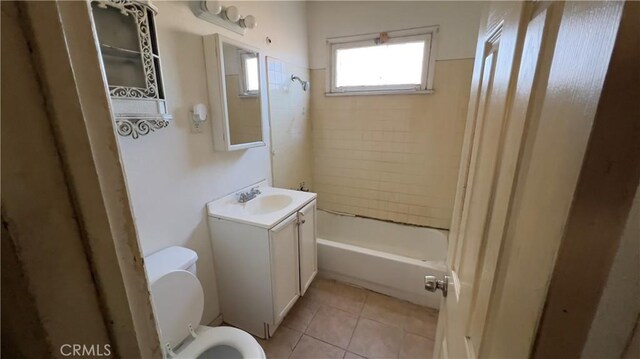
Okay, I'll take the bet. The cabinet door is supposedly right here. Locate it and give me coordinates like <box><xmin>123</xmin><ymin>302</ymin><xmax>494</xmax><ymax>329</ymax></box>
<box><xmin>298</xmin><ymin>200</ymin><xmax>317</xmax><ymax>295</ymax></box>
<box><xmin>269</xmin><ymin>214</ymin><xmax>300</xmax><ymax>325</ymax></box>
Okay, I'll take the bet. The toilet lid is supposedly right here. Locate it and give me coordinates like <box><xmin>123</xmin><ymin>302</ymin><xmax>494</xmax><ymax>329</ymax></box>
<box><xmin>149</xmin><ymin>270</ymin><xmax>204</xmax><ymax>349</ymax></box>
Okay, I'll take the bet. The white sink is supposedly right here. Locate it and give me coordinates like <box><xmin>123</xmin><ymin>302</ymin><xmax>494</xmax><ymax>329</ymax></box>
<box><xmin>245</xmin><ymin>194</ymin><xmax>293</xmax><ymax>215</ymax></box>
<box><xmin>207</xmin><ymin>182</ymin><xmax>317</xmax><ymax>229</ymax></box>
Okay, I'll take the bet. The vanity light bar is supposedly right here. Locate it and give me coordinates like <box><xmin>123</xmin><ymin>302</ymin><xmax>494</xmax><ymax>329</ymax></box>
<box><xmin>190</xmin><ymin>1</ymin><xmax>257</xmax><ymax>35</ymax></box>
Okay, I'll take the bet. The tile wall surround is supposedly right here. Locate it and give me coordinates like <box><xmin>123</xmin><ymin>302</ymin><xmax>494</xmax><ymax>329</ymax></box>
<box><xmin>267</xmin><ymin>57</ymin><xmax>313</xmax><ymax>191</ymax></box>
<box><xmin>311</xmin><ymin>59</ymin><xmax>474</xmax><ymax>229</ymax></box>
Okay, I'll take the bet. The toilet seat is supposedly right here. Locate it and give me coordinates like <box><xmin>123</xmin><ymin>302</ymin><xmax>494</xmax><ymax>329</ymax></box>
<box><xmin>150</xmin><ymin>270</ymin><xmax>265</xmax><ymax>359</ymax></box>
<box><xmin>174</xmin><ymin>326</ymin><xmax>266</xmax><ymax>359</ymax></box>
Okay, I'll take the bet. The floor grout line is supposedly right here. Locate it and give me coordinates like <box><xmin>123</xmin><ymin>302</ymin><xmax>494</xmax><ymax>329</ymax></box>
<box><xmin>285</xmin><ymin>329</ymin><xmax>304</xmax><ymax>359</ymax></box>
<box><xmin>275</xmin><ymin>277</ymin><xmax>437</xmax><ymax>358</ymax></box>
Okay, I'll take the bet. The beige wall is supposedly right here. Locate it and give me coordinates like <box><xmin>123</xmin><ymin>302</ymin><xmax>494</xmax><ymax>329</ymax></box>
<box><xmin>306</xmin><ymin>1</ymin><xmax>481</xmax><ymax>228</ymax></box>
<box><xmin>311</xmin><ymin>60</ymin><xmax>473</xmax><ymax>228</ymax></box>
<box><xmin>582</xmin><ymin>185</ymin><xmax>639</xmax><ymax>358</ymax></box>
<box><xmin>117</xmin><ymin>1</ymin><xmax>309</xmax><ymax>324</ymax></box>
<box><xmin>307</xmin><ymin>1</ymin><xmax>485</xmax><ymax>67</ymax></box>
<box><xmin>268</xmin><ymin>57</ymin><xmax>313</xmax><ymax>190</ymax></box>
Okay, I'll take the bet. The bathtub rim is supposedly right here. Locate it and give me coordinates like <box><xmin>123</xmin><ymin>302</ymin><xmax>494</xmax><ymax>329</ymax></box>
<box><xmin>317</xmin><ymin>237</ymin><xmax>447</xmax><ymax>272</ymax></box>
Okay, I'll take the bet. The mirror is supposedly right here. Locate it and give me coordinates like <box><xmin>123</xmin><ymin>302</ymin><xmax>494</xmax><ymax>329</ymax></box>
<box><xmin>204</xmin><ymin>34</ymin><xmax>265</xmax><ymax>151</ymax></box>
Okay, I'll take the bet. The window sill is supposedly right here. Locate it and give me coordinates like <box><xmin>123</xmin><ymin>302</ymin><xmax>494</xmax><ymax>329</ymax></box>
<box><xmin>325</xmin><ymin>89</ymin><xmax>435</xmax><ymax>97</ymax></box>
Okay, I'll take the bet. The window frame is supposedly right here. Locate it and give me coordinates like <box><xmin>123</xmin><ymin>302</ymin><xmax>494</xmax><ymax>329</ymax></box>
<box><xmin>327</xmin><ymin>26</ymin><xmax>438</xmax><ymax>96</ymax></box>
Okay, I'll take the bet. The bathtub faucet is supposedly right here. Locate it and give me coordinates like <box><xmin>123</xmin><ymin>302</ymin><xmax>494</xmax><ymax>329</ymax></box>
<box><xmin>238</xmin><ymin>187</ymin><xmax>261</xmax><ymax>203</ymax></box>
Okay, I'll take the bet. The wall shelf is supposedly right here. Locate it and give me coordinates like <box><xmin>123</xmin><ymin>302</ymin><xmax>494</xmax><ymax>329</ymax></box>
<box><xmin>92</xmin><ymin>0</ymin><xmax>171</xmax><ymax>139</ymax></box>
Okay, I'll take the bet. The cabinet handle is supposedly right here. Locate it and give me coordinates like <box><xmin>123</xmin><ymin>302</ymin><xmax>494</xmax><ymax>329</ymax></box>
<box><xmin>298</xmin><ymin>212</ymin><xmax>306</xmax><ymax>224</ymax></box>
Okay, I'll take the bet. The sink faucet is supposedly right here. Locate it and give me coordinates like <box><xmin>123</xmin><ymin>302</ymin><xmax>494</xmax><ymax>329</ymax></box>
<box><xmin>238</xmin><ymin>187</ymin><xmax>261</xmax><ymax>203</ymax></box>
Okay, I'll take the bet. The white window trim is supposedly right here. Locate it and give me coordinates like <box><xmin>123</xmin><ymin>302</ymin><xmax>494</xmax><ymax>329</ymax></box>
<box><xmin>239</xmin><ymin>51</ymin><xmax>259</xmax><ymax>97</ymax></box>
<box><xmin>326</xmin><ymin>25</ymin><xmax>438</xmax><ymax>96</ymax></box>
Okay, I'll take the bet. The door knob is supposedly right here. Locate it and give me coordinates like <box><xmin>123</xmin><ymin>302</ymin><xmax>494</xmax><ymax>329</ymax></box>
<box><xmin>425</xmin><ymin>275</ymin><xmax>449</xmax><ymax>297</ymax></box>
<box><xmin>297</xmin><ymin>212</ymin><xmax>306</xmax><ymax>224</ymax></box>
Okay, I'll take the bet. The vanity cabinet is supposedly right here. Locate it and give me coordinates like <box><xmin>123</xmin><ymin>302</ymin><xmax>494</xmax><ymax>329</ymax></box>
<box><xmin>208</xmin><ymin>199</ymin><xmax>317</xmax><ymax>339</ymax></box>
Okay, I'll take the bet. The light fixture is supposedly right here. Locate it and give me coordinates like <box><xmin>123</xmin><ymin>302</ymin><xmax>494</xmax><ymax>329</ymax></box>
<box><xmin>240</xmin><ymin>15</ymin><xmax>257</xmax><ymax>29</ymax></box>
<box><xmin>224</xmin><ymin>5</ymin><xmax>240</xmax><ymax>22</ymax></box>
<box><xmin>190</xmin><ymin>2</ymin><xmax>256</xmax><ymax>35</ymax></box>
<box><xmin>190</xmin><ymin>104</ymin><xmax>208</xmax><ymax>132</ymax></box>
<box><xmin>203</xmin><ymin>0</ymin><xmax>222</xmax><ymax>15</ymax></box>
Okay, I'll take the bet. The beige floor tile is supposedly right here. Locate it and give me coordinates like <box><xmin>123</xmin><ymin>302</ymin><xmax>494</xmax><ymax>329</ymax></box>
<box><xmin>312</xmin><ymin>278</ymin><xmax>368</xmax><ymax>315</ymax></box>
<box><xmin>399</xmin><ymin>333</ymin><xmax>434</xmax><ymax>359</ymax></box>
<box><xmin>306</xmin><ymin>305</ymin><xmax>359</xmax><ymax>349</ymax></box>
<box><xmin>344</xmin><ymin>351</ymin><xmax>367</xmax><ymax>359</ymax></box>
<box><xmin>348</xmin><ymin>318</ymin><xmax>403</xmax><ymax>358</ymax></box>
<box><xmin>282</xmin><ymin>295</ymin><xmax>320</xmax><ymax>332</ymax></box>
<box><xmin>402</xmin><ymin>304</ymin><xmax>438</xmax><ymax>339</ymax></box>
<box><xmin>290</xmin><ymin>335</ymin><xmax>346</xmax><ymax>359</ymax></box>
<box><xmin>300</xmin><ymin>287</ymin><xmax>326</xmax><ymax>313</ymax></box>
<box><xmin>256</xmin><ymin>326</ymin><xmax>302</xmax><ymax>359</ymax></box>
<box><xmin>361</xmin><ymin>292</ymin><xmax>409</xmax><ymax>329</ymax></box>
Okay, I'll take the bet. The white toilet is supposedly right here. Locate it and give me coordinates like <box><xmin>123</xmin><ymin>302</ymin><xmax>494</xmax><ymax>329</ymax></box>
<box><xmin>145</xmin><ymin>246</ymin><xmax>266</xmax><ymax>359</ymax></box>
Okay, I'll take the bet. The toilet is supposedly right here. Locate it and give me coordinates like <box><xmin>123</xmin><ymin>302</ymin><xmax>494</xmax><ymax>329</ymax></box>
<box><xmin>145</xmin><ymin>246</ymin><xmax>265</xmax><ymax>359</ymax></box>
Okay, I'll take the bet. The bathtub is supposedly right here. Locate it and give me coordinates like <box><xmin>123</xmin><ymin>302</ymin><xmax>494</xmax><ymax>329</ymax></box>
<box><xmin>317</xmin><ymin>210</ymin><xmax>448</xmax><ymax>309</ymax></box>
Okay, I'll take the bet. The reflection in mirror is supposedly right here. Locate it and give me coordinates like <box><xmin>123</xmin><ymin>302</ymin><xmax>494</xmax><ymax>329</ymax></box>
<box><xmin>223</xmin><ymin>42</ymin><xmax>262</xmax><ymax>145</ymax></box>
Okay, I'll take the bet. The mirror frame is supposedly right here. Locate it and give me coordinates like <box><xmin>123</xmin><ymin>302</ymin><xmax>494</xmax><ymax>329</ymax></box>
<box><xmin>203</xmin><ymin>33</ymin><xmax>266</xmax><ymax>151</ymax></box>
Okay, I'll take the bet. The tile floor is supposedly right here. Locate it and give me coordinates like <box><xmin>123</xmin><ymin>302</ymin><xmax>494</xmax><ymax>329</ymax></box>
<box><xmin>255</xmin><ymin>277</ymin><xmax>438</xmax><ymax>359</ymax></box>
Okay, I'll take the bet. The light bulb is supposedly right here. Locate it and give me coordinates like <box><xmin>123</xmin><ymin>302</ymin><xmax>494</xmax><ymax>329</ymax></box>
<box><xmin>224</xmin><ymin>6</ymin><xmax>240</xmax><ymax>22</ymax></box>
<box><xmin>240</xmin><ymin>15</ymin><xmax>257</xmax><ymax>29</ymax></box>
<box><xmin>203</xmin><ymin>0</ymin><xmax>222</xmax><ymax>15</ymax></box>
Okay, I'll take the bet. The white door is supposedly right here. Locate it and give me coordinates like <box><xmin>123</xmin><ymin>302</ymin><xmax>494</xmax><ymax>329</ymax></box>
<box><xmin>269</xmin><ymin>213</ymin><xmax>300</xmax><ymax>326</ymax></box>
<box><xmin>434</xmin><ymin>2</ymin><xmax>564</xmax><ymax>358</ymax></box>
<box><xmin>298</xmin><ymin>200</ymin><xmax>317</xmax><ymax>295</ymax></box>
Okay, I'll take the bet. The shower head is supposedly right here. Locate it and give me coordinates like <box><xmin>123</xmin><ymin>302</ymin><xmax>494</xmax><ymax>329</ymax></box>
<box><xmin>291</xmin><ymin>75</ymin><xmax>310</xmax><ymax>91</ymax></box>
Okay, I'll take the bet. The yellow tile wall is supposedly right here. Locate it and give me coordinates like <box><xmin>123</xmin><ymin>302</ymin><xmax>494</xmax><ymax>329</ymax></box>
<box><xmin>310</xmin><ymin>59</ymin><xmax>473</xmax><ymax>228</ymax></box>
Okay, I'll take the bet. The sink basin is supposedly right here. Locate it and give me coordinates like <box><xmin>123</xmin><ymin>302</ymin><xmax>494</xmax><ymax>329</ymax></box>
<box><xmin>244</xmin><ymin>194</ymin><xmax>293</xmax><ymax>215</ymax></box>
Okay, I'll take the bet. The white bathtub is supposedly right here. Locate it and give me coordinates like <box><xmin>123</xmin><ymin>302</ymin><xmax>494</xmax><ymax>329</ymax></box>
<box><xmin>317</xmin><ymin>210</ymin><xmax>448</xmax><ymax>309</ymax></box>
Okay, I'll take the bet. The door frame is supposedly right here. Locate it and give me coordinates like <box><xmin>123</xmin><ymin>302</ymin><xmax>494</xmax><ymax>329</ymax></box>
<box><xmin>437</xmin><ymin>1</ymin><xmax>639</xmax><ymax>358</ymax></box>
<box><xmin>3</xmin><ymin>2</ymin><xmax>161</xmax><ymax>357</ymax></box>
<box><xmin>532</xmin><ymin>2</ymin><xmax>640</xmax><ymax>356</ymax></box>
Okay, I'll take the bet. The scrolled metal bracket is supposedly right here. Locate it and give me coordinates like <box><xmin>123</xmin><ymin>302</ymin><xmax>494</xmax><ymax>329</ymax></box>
<box><xmin>116</xmin><ymin>118</ymin><xmax>169</xmax><ymax>139</ymax></box>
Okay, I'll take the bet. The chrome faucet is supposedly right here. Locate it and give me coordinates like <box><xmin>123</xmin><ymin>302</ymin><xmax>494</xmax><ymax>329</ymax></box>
<box><xmin>238</xmin><ymin>187</ymin><xmax>261</xmax><ymax>203</ymax></box>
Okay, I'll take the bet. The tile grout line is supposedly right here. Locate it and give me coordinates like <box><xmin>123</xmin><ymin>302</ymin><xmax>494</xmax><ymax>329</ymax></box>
<box><xmin>344</xmin><ymin>290</ymin><xmax>369</xmax><ymax>356</ymax></box>
<box><xmin>285</xmin><ymin>298</ymin><xmax>324</xmax><ymax>357</ymax></box>
<box><xmin>304</xmin><ymin>302</ymin><xmax>358</xmax><ymax>351</ymax></box>
<box><xmin>285</xmin><ymin>329</ymin><xmax>304</xmax><ymax>359</ymax></box>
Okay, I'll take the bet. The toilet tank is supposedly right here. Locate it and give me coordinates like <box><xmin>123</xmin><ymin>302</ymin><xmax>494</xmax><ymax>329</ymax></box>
<box><xmin>145</xmin><ymin>246</ymin><xmax>198</xmax><ymax>284</ymax></box>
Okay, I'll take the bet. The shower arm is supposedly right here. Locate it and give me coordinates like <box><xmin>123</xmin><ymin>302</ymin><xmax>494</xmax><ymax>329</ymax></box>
<box><xmin>291</xmin><ymin>75</ymin><xmax>310</xmax><ymax>91</ymax></box>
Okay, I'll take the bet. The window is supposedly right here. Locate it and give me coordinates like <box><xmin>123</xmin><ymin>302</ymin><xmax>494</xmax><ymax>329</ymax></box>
<box><xmin>328</xmin><ymin>26</ymin><xmax>437</xmax><ymax>95</ymax></box>
<box><xmin>240</xmin><ymin>52</ymin><xmax>259</xmax><ymax>96</ymax></box>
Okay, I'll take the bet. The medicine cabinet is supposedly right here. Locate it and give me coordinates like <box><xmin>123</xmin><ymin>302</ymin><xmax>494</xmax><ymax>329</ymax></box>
<box><xmin>203</xmin><ymin>34</ymin><xmax>266</xmax><ymax>151</ymax></box>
